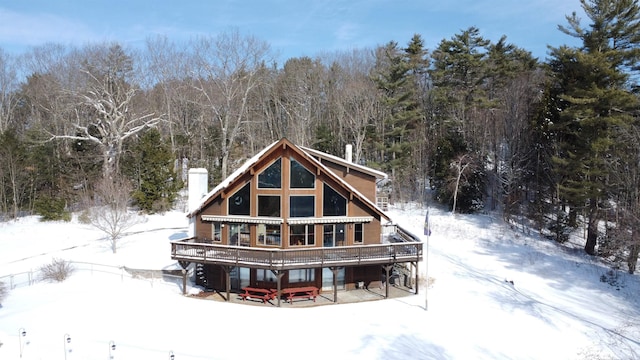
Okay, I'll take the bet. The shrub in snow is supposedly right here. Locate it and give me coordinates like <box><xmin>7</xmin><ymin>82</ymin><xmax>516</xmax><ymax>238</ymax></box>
<box><xmin>39</xmin><ymin>258</ymin><xmax>74</xmax><ymax>282</ymax></box>
<box><xmin>34</xmin><ymin>196</ymin><xmax>71</xmax><ymax>222</ymax></box>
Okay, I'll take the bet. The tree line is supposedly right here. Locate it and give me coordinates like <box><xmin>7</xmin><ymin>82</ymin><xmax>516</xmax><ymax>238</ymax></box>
<box><xmin>0</xmin><ymin>1</ymin><xmax>639</xmax><ymax>271</ymax></box>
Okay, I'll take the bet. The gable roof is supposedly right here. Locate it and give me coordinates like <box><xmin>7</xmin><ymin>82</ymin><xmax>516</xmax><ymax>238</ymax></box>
<box><xmin>187</xmin><ymin>138</ymin><xmax>390</xmax><ymax>222</ymax></box>
<box><xmin>300</xmin><ymin>146</ymin><xmax>387</xmax><ymax>180</ymax></box>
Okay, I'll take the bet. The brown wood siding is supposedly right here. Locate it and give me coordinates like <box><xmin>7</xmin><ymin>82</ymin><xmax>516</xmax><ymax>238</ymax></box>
<box><xmin>195</xmin><ymin>195</ymin><xmax>222</xmax><ymax>242</ymax></box>
<box><xmin>318</xmin><ymin>161</ymin><xmax>377</xmax><ymax>202</ymax></box>
<box><xmin>193</xmin><ymin>140</ymin><xmax>384</xmax><ymax>251</ymax></box>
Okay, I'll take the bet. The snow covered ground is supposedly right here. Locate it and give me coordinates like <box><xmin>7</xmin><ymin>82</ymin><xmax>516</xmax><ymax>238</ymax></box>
<box><xmin>1</xmin><ymin>204</ymin><xmax>639</xmax><ymax>359</ymax></box>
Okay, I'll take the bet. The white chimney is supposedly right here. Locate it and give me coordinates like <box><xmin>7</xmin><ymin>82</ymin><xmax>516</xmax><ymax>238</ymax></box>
<box><xmin>188</xmin><ymin>168</ymin><xmax>208</xmax><ymax>213</ymax></box>
<box><xmin>345</xmin><ymin>144</ymin><xmax>353</xmax><ymax>163</ymax></box>
<box><xmin>188</xmin><ymin>168</ymin><xmax>208</xmax><ymax>238</ymax></box>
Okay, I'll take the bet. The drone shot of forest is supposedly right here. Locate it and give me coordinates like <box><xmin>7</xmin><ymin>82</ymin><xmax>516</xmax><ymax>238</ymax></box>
<box><xmin>1</xmin><ymin>0</ymin><xmax>639</xmax><ymax>273</ymax></box>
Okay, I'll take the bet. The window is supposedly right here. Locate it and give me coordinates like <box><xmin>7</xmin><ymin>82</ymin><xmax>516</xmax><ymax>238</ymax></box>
<box><xmin>212</xmin><ymin>222</ymin><xmax>222</xmax><ymax>242</ymax></box>
<box><xmin>258</xmin><ymin>195</ymin><xmax>280</xmax><ymax>217</ymax></box>
<box><xmin>354</xmin><ymin>223</ymin><xmax>364</xmax><ymax>244</ymax></box>
<box><xmin>290</xmin><ymin>196</ymin><xmax>314</xmax><ymax>217</ymax></box>
<box><xmin>289</xmin><ymin>269</ymin><xmax>315</xmax><ymax>283</ymax></box>
<box><xmin>323</xmin><ymin>184</ymin><xmax>347</xmax><ymax>216</ymax></box>
<box><xmin>257</xmin><ymin>223</ymin><xmax>281</xmax><ymax>246</ymax></box>
<box><xmin>229</xmin><ymin>223</ymin><xmax>250</xmax><ymax>246</ymax></box>
<box><xmin>258</xmin><ymin>158</ymin><xmax>281</xmax><ymax>188</ymax></box>
<box><xmin>289</xmin><ymin>224</ymin><xmax>315</xmax><ymax>246</ymax></box>
<box><xmin>323</xmin><ymin>224</ymin><xmax>345</xmax><ymax>247</ymax></box>
<box><xmin>256</xmin><ymin>269</ymin><xmax>276</xmax><ymax>282</ymax></box>
<box><xmin>228</xmin><ymin>183</ymin><xmax>250</xmax><ymax>215</ymax></box>
<box><xmin>290</xmin><ymin>158</ymin><xmax>315</xmax><ymax>188</ymax></box>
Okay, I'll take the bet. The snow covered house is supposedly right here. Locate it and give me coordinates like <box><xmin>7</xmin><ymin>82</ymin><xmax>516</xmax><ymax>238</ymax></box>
<box><xmin>171</xmin><ymin>138</ymin><xmax>423</xmax><ymax>306</ymax></box>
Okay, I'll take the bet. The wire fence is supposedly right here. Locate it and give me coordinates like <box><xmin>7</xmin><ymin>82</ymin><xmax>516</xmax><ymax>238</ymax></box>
<box><xmin>0</xmin><ymin>261</ymin><xmax>188</xmax><ymax>293</ymax></box>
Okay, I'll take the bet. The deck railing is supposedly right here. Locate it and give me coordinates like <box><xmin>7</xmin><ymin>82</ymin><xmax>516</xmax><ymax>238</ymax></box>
<box><xmin>171</xmin><ymin>226</ymin><xmax>422</xmax><ymax>270</ymax></box>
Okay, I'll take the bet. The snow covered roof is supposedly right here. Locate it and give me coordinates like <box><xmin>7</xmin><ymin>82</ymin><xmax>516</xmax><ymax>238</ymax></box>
<box><xmin>300</xmin><ymin>145</ymin><xmax>387</xmax><ymax>180</ymax></box>
<box><xmin>187</xmin><ymin>138</ymin><xmax>389</xmax><ymax>221</ymax></box>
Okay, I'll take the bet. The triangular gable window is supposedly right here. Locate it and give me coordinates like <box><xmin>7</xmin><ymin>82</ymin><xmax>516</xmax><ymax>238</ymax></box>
<box><xmin>290</xmin><ymin>158</ymin><xmax>315</xmax><ymax>188</ymax></box>
<box><xmin>323</xmin><ymin>183</ymin><xmax>347</xmax><ymax>216</ymax></box>
<box><xmin>258</xmin><ymin>158</ymin><xmax>281</xmax><ymax>189</ymax></box>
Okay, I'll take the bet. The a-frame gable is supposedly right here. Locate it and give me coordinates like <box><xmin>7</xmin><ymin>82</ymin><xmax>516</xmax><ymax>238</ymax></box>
<box><xmin>188</xmin><ymin>138</ymin><xmax>389</xmax><ymax>222</ymax></box>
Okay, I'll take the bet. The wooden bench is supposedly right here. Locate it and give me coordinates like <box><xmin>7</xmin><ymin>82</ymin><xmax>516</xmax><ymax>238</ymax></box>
<box><xmin>280</xmin><ymin>286</ymin><xmax>319</xmax><ymax>304</ymax></box>
<box><xmin>239</xmin><ymin>287</ymin><xmax>274</xmax><ymax>303</ymax></box>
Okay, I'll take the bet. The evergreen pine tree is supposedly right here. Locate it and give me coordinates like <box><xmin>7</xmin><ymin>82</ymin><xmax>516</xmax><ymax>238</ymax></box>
<box><xmin>372</xmin><ymin>40</ymin><xmax>422</xmax><ymax>202</ymax></box>
<box><xmin>549</xmin><ymin>0</ymin><xmax>640</xmax><ymax>255</ymax></box>
<box><xmin>429</xmin><ymin>27</ymin><xmax>490</xmax><ymax>212</ymax></box>
<box><xmin>123</xmin><ymin>128</ymin><xmax>180</xmax><ymax>213</ymax></box>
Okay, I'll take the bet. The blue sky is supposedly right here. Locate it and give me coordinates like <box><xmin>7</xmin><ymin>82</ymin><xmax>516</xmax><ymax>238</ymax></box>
<box><xmin>0</xmin><ymin>0</ymin><xmax>585</xmax><ymax>63</ymax></box>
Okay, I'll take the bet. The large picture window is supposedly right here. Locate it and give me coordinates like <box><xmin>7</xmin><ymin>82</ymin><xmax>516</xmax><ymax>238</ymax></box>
<box><xmin>256</xmin><ymin>269</ymin><xmax>276</xmax><ymax>282</ymax></box>
<box><xmin>289</xmin><ymin>224</ymin><xmax>315</xmax><ymax>246</ymax></box>
<box><xmin>290</xmin><ymin>196</ymin><xmax>314</xmax><ymax>217</ymax></box>
<box><xmin>258</xmin><ymin>223</ymin><xmax>281</xmax><ymax>246</ymax></box>
<box><xmin>258</xmin><ymin>158</ymin><xmax>281</xmax><ymax>188</ymax></box>
<box><xmin>289</xmin><ymin>269</ymin><xmax>315</xmax><ymax>283</ymax></box>
<box><xmin>228</xmin><ymin>183</ymin><xmax>251</xmax><ymax>215</ymax></box>
<box><xmin>323</xmin><ymin>184</ymin><xmax>347</xmax><ymax>216</ymax></box>
<box><xmin>290</xmin><ymin>158</ymin><xmax>315</xmax><ymax>188</ymax></box>
<box><xmin>258</xmin><ymin>195</ymin><xmax>280</xmax><ymax>217</ymax></box>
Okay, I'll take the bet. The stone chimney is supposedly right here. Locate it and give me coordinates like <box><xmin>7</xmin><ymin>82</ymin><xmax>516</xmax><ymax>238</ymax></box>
<box><xmin>345</xmin><ymin>144</ymin><xmax>353</xmax><ymax>163</ymax></box>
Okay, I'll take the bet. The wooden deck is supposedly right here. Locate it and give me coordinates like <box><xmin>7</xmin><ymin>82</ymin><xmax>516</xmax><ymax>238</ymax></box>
<box><xmin>171</xmin><ymin>228</ymin><xmax>422</xmax><ymax>270</ymax></box>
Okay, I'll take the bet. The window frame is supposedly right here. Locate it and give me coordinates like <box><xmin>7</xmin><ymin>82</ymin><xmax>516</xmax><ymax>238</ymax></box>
<box><xmin>228</xmin><ymin>182</ymin><xmax>251</xmax><ymax>216</ymax></box>
<box><xmin>323</xmin><ymin>183</ymin><xmax>347</xmax><ymax>216</ymax></box>
<box><xmin>258</xmin><ymin>158</ymin><xmax>282</xmax><ymax>189</ymax></box>
<box><xmin>289</xmin><ymin>158</ymin><xmax>315</xmax><ymax>189</ymax></box>
<box><xmin>289</xmin><ymin>224</ymin><xmax>315</xmax><ymax>246</ymax></box>
<box><xmin>289</xmin><ymin>195</ymin><xmax>315</xmax><ymax>217</ymax></box>
<box><xmin>289</xmin><ymin>268</ymin><xmax>315</xmax><ymax>283</ymax></box>
<box><xmin>229</xmin><ymin>223</ymin><xmax>251</xmax><ymax>246</ymax></box>
<box><xmin>256</xmin><ymin>269</ymin><xmax>277</xmax><ymax>282</ymax></box>
<box><xmin>211</xmin><ymin>222</ymin><xmax>222</xmax><ymax>242</ymax></box>
<box><xmin>257</xmin><ymin>223</ymin><xmax>282</xmax><ymax>246</ymax></box>
<box><xmin>354</xmin><ymin>223</ymin><xmax>364</xmax><ymax>244</ymax></box>
<box><xmin>257</xmin><ymin>195</ymin><xmax>281</xmax><ymax>217</ymax></box>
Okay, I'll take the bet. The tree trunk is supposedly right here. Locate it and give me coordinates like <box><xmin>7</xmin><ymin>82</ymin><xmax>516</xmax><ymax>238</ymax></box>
<box><xmin>628</xmin><ymin>228</ymin><xmax>640</xmax><ymax>274</ymax></box>
<box><xmin>584</xmin><ymin>197</ymin><xmax>599</xmax><ymax>255</ymax></box>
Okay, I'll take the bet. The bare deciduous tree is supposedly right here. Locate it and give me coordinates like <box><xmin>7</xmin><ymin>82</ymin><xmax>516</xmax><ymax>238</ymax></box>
<box><xmin>47</xmin><ymin>44</ymin><xmax>162</xmax><ymax>178</ymax></box>
<box><xmin>0</xmin><ymin>49</ymin><xmax>19</xmax><ymax>133</ymax></box>
<box><xmin>448</xmin><ymin>153</ymin><xmax>477</xmax><ymax>214</ymax></box>
<box><xmin>86</xmin><ymin>174</ymin><xmax>140</xmax><ymax>254</ymax></box>
<box><xmin>191</xmin><ymin>30</ymin><xmax>273</xmax><ymax>178</ymax></box>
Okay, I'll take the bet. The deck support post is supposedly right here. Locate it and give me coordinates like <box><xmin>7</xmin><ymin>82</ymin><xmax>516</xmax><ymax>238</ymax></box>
<box><xmin>222</xmin><ymin>266</ymin><xmax>233</xmax><ymax>302</ymax></box>
<box><xmin>330</xmin><ymin>267</ymin><xmax>340</xmax><ymax>303</ymax></box>
<box><xmin>413</xmin><ymin>261</ymin><xmax>419</xmax><ymax>295</ymax></box>
<box><xmin>383</xmin><ymin>264</ymin><xmax>393</xmax><ymax>299</ymax></box>
<box><xmin>272</xmin><ymin>270</ymin><xmax>285</xmax><ymax>307</ymax></box>
<box><xmin>182</xmin><ymin>268</ymin><xmax>188</xmax><ymax>295</ymax></box>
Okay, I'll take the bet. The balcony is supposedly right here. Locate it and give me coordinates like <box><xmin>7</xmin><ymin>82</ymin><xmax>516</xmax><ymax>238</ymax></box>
<box><xmin>171</xmin><ymin>225</ymin><xmax>423</xmax><ymax>270</ymax></box>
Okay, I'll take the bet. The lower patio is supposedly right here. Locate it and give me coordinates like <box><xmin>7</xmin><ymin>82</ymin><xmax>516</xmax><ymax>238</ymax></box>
<box><xmin>189</xmin><ymin>282</ymin><xmax>417</xmax><ymax>307</ymax></box>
